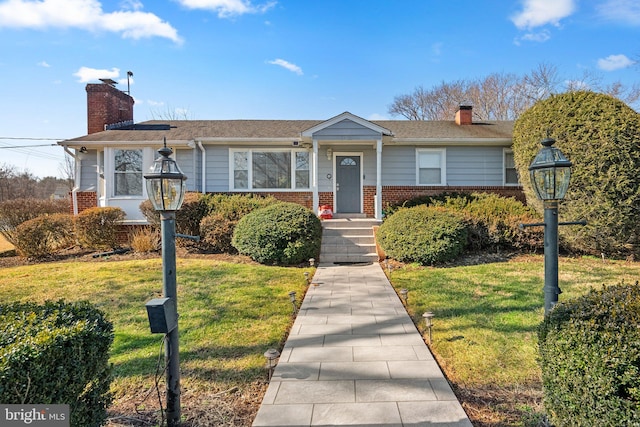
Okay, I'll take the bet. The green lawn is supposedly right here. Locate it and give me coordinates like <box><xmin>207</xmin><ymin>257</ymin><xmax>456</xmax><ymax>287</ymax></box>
<box><xmin>0</xmin><ymin>256</ymin><xmax>311</xmax><ymax>425</ymax></box>
<box><xmin>388</xmin><ymin>254</ymin><xmax>640</xmax><ymax>425</ymax></box>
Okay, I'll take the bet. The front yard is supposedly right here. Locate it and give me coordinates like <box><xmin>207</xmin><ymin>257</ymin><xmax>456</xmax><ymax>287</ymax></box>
<box><xmin>1</xmin><ymin>252</ymin><xmax>638</xmax><ymax>426</ymax></box>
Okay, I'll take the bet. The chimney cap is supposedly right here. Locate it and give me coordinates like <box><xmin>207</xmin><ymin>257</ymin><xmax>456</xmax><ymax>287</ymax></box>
<box><xmin>99</xmin><ymin>78</ymin><xmax>117</xmax><ymax>86</ymax></box>
<box><xmin>459</xmin><ymin>102</ymin><xmax>473</xmax><ymax>110</ymax></box>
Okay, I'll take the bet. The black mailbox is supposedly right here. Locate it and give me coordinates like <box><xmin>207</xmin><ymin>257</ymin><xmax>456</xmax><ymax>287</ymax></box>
<box><xmin>145</xmin><ymin>297</ymin><xmax>177</xmax><ymax>334</ymax></box>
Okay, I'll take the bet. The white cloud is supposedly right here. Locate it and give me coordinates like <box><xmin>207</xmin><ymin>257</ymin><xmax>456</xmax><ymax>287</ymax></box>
<box><xmin>367</xmin><ymin>113</ymin><xmax>387</xmax><ymax>121</ymax></box>
<box><xmin>596</xmin><ymin>0</ymin><xmax>640</xmax><ymax>25</ymax></box>
<box><xmin>0</xmin><ymin>0</ymin><xmax>182</xmax><ymax>43</ymax></box>
<box><xmin>267</xmin><ymin>58</ymin><xmax>303</xmax><ymax>75</ymax></box>
<box><xmin>177</xmin><ymin>0</ymin><xmax>276</xmax><ymax>18</ymax></box>
<box><xmin>146</xmin><ymin>100</ymin><xmax>165</xmax><ymax>106</ymax></box>
<box><xmin>73</xmin><ymin>66</ymin><xmax>120</xmax><ymax>83</ymax></box>
<box><xmin>597</xmin><ymin>54</ymin><xmax>635</xmax><ymax>71</ymax></box>
<box><xmin>37</xmin><ymin>60</ymin><xmax>50</xmax><ymax>67</ymax></box>
<box><xmin>511</xmin><ymin>0</ymin><xmax>576</xmax><ymax>29</ymax></box>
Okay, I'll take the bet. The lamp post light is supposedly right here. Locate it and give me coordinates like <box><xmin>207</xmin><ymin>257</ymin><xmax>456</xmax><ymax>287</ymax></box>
<box><xmin>144</xmin><ymin>139</ymin><xmax>187</xmax><ymax>427</ymax></box>
<box><xmin>528</xmin><ymin>137</ymin><xmax>572</xmax><ymax>315</ymax></box>
<box><xmin>422</xmin><ymin>312</ymin><xmax>435</xmax><ymax>344</ymax></box>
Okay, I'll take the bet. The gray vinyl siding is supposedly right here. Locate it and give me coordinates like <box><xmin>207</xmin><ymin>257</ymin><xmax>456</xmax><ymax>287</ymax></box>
<box><xmin>205</xmin><ymin>146</ymin><xmax>229</xmax><ymax>192</ymax></box>
<box><xmin>446</xmin><ymin>147</ymin><xmax>504</xmax><ymax>186</ymax></box>
<box><xmin>313</xmin><ymin>119</ymin><xmax>382</xmax><ymax>141</ymax></box>
<box><xmin>80</xmin><ymin>150</ymin><xmax>98</xmax><ymax>191</ymax></box>
<box><xmin>176</xmin><ymin>149</ymin><xmax>198</xmax><ymax>192</ymax></box>
<box><xmin>381</xmin><ymin>145</ymin><xmax>505</xmax><ymax>186</ymax></box>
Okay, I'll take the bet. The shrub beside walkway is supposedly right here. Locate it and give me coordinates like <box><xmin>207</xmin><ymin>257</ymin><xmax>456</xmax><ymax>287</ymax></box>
<box><xmin>252</xmin><ymin>262</ymin><xmax>472</xmax><ymax>426</ymax></box>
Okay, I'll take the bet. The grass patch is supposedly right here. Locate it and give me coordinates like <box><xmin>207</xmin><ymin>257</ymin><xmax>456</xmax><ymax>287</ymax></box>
<box><xmin>388</xmin><ymin>254</ymin><xmax>640</xmax><ymax>426</ymax></box>
<box><xmin>0</xmin><ymin>256</ymin><xmax>311</xmax><ymax>425</ymax></box>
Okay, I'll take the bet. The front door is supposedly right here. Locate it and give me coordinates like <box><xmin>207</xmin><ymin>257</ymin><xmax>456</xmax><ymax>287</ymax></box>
<box><xmin>335</xmin><ymin>155</ymin><xmax>361</xmax><ymax>213</ymax></box>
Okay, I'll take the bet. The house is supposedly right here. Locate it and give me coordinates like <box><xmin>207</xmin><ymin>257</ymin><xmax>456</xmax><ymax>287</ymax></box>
<box><xmin>60</xmin><ymin>81</ymin><xmax>522</xmax><ymax>222</ymax></box>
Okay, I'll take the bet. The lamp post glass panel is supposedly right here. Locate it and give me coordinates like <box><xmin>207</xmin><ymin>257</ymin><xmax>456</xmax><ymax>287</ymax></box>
<box><xmin>528</xmin><ymin>138</ymin><xmax>572</xmax><ymax>315</ymax></box>
<box><xmin>144</xmin><ymin>141</ymin><xmax>187</xmax><ymax>426</ymax></box>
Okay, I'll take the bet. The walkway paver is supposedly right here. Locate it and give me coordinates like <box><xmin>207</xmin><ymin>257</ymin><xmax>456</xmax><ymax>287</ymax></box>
<box><xmin>252</xmin><ymin>262</ymin><xmax>472</xmax><ymax>427</ymax></box>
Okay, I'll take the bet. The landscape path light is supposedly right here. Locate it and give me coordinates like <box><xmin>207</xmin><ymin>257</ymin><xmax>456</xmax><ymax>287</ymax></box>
<box><xmin>264</xmin><ymin>348</ymin><xmax>280</xmax><ymax>381</ymax></box>
<box><xmin>144</xmin><ymin>138</ymin><xmax>187</xmax><ymax>427</ymax></box>
<box><xmin>422</xmin><ymin>312</ymin><xmax>435</xmax><ymax>344</ymax></box>
<box><xmin>289</xmin><ymin>291</ymin><xmax>297</xmax><ymax>314</ymax></box>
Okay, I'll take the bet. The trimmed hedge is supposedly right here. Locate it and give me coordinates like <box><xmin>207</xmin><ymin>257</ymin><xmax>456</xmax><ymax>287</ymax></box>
<box><xmin>13</xmin><ymin>213</ymin><xmax>75</xmax><ymax>258</ymax></box>
<box><xmin>376</xmin><ymin>205</ymin><xmax>468</xmax><ymax>265</ymax></box>
<box><xmin>0</xmin><ymin>198</ymin><xmax>70</xmax><ymax>245</ymax></box>
<box><xmin>75</xmin><ymin>207</ymin><xmax>125</xmax><ymax>250</ymax></box>
<box><xmin>538</xmin><ymin>283</ymin><xmax>640</xmax><ymax>426</ymax></box>
<box><xmin>0</xmin><ymin>300</ymin><xmax>114</xmax><ymax>427</ymax></box>
<box><xmin>232</xmin><ymin>202</ymin><xmax>322</xmax><ymax>265</ymax></box>
<box><xmin>140</xmin><ymin>192</ymin><xmax>209</xmax><ymax>246</ymax></box>
<box><xmin>200</xmin><ymin>194</ymin><xmax>278</xmax><ymax>253</ymax></box>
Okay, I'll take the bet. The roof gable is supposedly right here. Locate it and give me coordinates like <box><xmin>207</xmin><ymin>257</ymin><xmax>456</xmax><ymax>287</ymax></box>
<box><xmin>301</xmin><ymin>112</ymin><xmax>393</xmax><ymax>138</ymax></box>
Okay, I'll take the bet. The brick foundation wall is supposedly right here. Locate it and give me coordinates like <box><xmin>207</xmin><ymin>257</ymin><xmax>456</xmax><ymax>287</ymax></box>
<box><xmin>381</xmin><ymin>186</ymin><xmax>525</xmax><ymax>207</ymax></box>
<box><xmin>72</xmin><ymin>191</ymin><xmax>98</xmax><ymax>214</ymax></box>
<box><xmin>363</xmin><ymin>186</ymin><xmax>376</xmax><ymax>217</ymax></box>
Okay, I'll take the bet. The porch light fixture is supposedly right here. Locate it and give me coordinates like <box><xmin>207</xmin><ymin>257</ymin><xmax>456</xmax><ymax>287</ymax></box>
<box><xmin>264</xmin><ymin>348</ymin><xmax>280</xmax><ymax>381</ymax></box>
<box><xmin>143</xmin><ymin>138</ymin><xmax>187</xmax><ymax>427</ymax></box>
<box><xmin>326</xmin><ymin>148</ymin><xmax>332</xmax><ymax>161</ymax></box>
<box><xmin>528</xmin><ymin>137</ymin><xmax>572</xmax><ymax>315</ymax></box>
<box><xmin>423</xmin><ymin>312</ymin><xmax>435</xmax><ymax>344</ymax></box>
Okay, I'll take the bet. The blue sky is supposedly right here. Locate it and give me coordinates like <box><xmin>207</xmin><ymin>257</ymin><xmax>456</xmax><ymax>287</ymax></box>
<box><xmin>0</xmin><ymin>0</ymin><xmax>638</xmax><ymax>178</ymax></box>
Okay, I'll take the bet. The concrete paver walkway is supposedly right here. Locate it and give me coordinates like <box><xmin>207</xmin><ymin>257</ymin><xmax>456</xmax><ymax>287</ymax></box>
<box><xmin>252</xmin><ymin>263</ymin><xmax>472</xmax><ymax>427</ymax></box>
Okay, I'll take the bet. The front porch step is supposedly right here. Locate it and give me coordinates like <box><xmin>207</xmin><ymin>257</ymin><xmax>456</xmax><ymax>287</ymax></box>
<box><xmin>319</xmin><ymin>218</ymin><xmax>381</xmax><ymax>264</ymax></box>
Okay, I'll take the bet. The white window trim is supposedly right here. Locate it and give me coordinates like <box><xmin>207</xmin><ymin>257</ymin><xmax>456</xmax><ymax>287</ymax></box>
<box><xmin>416</xmin><ymin>148</ymin><xmax>446</xmax><ymax>186</ymax></box>
<box><xmin>104</xmin><ymin>147</ymin><xmax>154</xmax><ymax>200</ymax></box>
<box><xmin>229</xmin><ymin>148</ymin><xmax>311</xmax><ymax>191</ymax></box>
<box><xmin>503</xmin><ymin>148</ymin><xmax>519</xmax><ymax>186</ymax></box>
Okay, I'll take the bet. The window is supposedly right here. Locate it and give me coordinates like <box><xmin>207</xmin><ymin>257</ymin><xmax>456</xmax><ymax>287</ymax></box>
<box><xmin>504</xmin><ymin>150</ymin><xmax>519</xmax><ymax>185</ymax></box>
<box><xmin>416</xmin><ymin>149</ymin><xmax>445</xmax><ymax>185</ymax></box>
<box><xmin>114</xmin><ymin>149</ymin><xmax>143</xmax><ymax>196</ymax></box>
<box><xmin>231</xmin><ymin>150</ymin><xmax>310</xmax><ymax>190</ymax></box>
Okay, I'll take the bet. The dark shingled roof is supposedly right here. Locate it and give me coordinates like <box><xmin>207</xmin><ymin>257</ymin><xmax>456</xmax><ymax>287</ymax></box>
<box><xmin>62</xmin><ymin>119</ymin><xmax>514</xmax><ymax>143</ymax></box>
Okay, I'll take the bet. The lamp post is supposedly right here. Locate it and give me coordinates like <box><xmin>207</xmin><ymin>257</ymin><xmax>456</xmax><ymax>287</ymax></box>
<box><xmin>144</xmin><ymin>139</ymin><xmax>187</xmax><ymax>426</ymax></box>
<box><xmin>528</xmin><ymin>137</ymin><xmax>572</xmax><ymax>315</ymax></box>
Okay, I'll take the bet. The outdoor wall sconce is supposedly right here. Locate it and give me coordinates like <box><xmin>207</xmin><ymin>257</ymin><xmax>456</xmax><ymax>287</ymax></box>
<box><xmin>289</xmin><ymin>291</ymin><xmax>297</xmax><ymax>314</ymax></box>
<box><xmin>423</xmin><ymin>312</ymin><xmax>435</xmax><ymax>344</ymax></box>
<box><xmin>326</xmin><ymin>147</ymin><xmax>332</xmax><ymax>160</ymax></box>
<box><xmin>399</xmin><ymin>288</ymin><xmax>409</xmax><ymax>305</ymax></box>
<box><xmin>264</xmin><ymin>348</ymin><xmax>280</xmax><ymax>381</ymax></box>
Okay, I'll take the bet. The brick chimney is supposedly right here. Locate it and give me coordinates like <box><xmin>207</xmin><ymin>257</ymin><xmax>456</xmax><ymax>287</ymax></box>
<box><xmin>455</xmin><ymin>104</ymin><xmax>473</xmax><ymax>125</ymax></box>
<box><xmin>86</xmin><ymin>81</ymin><xmax>134</xmax><ymax>134</ymax></box>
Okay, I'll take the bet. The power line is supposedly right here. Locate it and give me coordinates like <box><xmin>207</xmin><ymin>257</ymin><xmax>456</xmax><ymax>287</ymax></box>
<box><xmin>0</xmin><ymin>136</ymin><xmax>64</xmax><ymax>141</ymax></box>
<box><xmin>0</xmin><ymin>144</ymin><xmax>58</xmax><ymax>149</ymax></box>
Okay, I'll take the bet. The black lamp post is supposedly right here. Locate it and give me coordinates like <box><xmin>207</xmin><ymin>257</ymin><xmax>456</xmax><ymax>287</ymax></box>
<box><xmin>144</xmin><ymin>139</ymin><xmax>187</xmax><ymax>426</ymax></box>
<box><xmin>528</xmin><ymin>137</ymin><xmax>572</xmax><ymax>315</ymax></box>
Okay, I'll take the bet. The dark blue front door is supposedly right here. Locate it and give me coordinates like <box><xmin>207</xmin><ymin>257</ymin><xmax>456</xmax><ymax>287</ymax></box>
<box><xmin>336</xmin><ymin>155</ymin><xmax>361</xmax><ymax>213</ymax></box>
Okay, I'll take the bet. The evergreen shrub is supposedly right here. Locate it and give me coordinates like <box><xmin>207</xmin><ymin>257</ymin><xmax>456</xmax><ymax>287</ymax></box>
<box><xmin>0</xmin><ymin>300</ymin><xmax>114</xmax><ymax>427</ymax></box>
<box><xmin>376</xmin><ymin>205</ymin><xmax>468</xmax><ymax>265</ymax></box>
<box><xmin>13</xmin><ymin>213</ymin><xmax>74</xmax><ymax>258</ymax></box>
<box><xmin>200</xmin><ymin>194</ymin><xmax>278</xmax><ymax>253</ymax></box>
<box><xmin>538</xmin><ymin>283</ymin><xmax>640</xmax><ymax>426</ymax></box>
<box><xmin>232</xmin><ymin>202</ymin><xmax>321</xmax><ymax>265</ymax></box>
<box><xmin>0</xmin><ymin>198</ymin><xmax>69</xmax><ymax>245</ymax></box>
<box><xmin>75</xmin><ymin>207</ymin><xmax>124</xmax><ymax>250</ymax></box>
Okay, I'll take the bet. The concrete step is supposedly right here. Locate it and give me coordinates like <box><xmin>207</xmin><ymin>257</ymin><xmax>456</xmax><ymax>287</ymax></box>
<box><xmin>320</xmin><ymin>252</ymin><xmax>379</xmax><ymax>264</ymax></box>
<box><xmin>319</xmin><ymin>218</ymin><xmax>380</xmax><ymax>264</ymax></box>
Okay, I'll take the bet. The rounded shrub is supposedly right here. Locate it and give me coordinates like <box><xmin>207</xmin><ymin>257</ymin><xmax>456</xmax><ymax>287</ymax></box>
<box><xmin>0</xmin><ymin>198</ymin><xmax>70</xmax><ymax>245</ymax></box>
<box><xmin>75</xmin><ymin>207</ymin><xmax>125</xmax><ymax>250</ymax></box>
<box><xmin>513</xmin><ymin>91</ymin><xmax>640</xmax><ymax>257</ymax></box>
<box><xmin>140</xmin><ymin>192</ymin><xmax>208</xmax><ymax>247</ymax></box>
<box><xmin>200</xmin><ymin>194</ymin><xmax>279</xmax><ymax>253</ymax></box>
<box><xmin>13</xmin><ymin>213</ymin><xmax>75</xmax><ymax>258</ymax></box>
<box><xmin>0</xmin><ymin>300</ymin><xmax>114</xmax><ymax>427</ymax></box>
<box><xmin>538</xmin><ymin>283</ymin><xmax>640</xmax><ymax>426</ymax></box>
<box><xmin>376</xmin><ymin>205</ymin><xmax>468</xmax><ymax>265</ymax></box>
<box><xmin>232</xmin><ymin>202</ymin><xmax>321</xmax><ymax>265</ymax></box>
